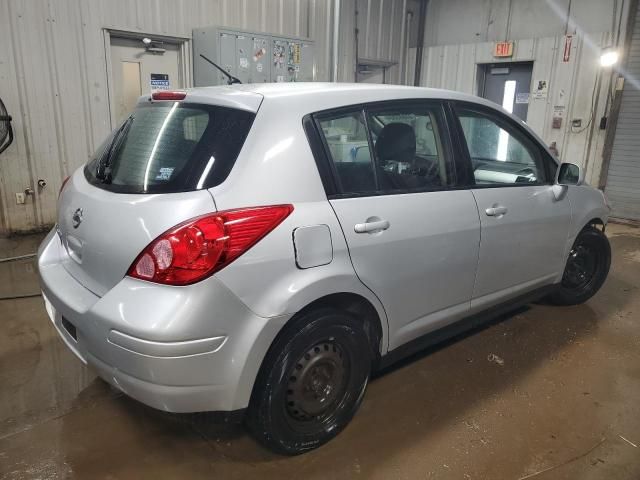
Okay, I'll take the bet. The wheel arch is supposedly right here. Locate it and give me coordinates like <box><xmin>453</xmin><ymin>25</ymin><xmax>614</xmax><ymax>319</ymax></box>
<box><xmin>291</xmin><ymin>292</ymin><xmax>385</xmax><ymax>362</ymax></box>
<box><xmin>236</xmin><ymin>290</ymin><xmax>388</xmax><ymax>412</ymax></box>
<box><xmin>584</xmin><ymin>217</ymin><xmax>606</xmax><ymax>232</ymax></box>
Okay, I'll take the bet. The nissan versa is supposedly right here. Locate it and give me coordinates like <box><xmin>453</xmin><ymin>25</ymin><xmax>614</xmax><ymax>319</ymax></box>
<box><xmin>38</xmin><ymin>83</ymin><xmax>611</xmax><ymax>454</ymax></box>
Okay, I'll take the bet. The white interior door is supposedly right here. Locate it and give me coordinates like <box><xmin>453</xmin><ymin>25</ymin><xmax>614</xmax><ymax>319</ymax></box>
<box><xmin>110</xmin><ymin>36</ymin><xmax>183</xmax><ymax>124</ymax></box>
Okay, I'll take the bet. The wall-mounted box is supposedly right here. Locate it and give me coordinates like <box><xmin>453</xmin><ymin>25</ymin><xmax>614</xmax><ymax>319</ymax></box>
<box><xmin>193</xmin><ymin>26</ymin><xmax>315</xmax><ymax>86</ymax></box>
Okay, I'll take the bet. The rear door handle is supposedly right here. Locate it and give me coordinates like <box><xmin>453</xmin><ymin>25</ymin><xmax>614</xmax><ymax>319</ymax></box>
<box><xmin>485</xmin><ymin>205</ymin><xmax>508</xmax><ymax>217</ymax></box>
<box><xmin>354</xmin><ymin>219</ymin><xmax>390</xmax><ymax>234</ymax></box>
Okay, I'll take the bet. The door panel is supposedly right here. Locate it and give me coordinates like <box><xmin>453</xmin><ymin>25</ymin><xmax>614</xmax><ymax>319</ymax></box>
<box><xmin>218</xmin><ymin>33</ymin><xmax>237</xmax><ymax>84</ymax></box>
<box><xmin>235</xmin><ymin>35</ymin><xmax>270</xmax><ymax>84</ymax></box>
<box><xmin>315</xmin><ymin>103</ymin><xmax>480</xmax><ymax>350</ymax></box>
<box><xmin>470</xmin><ymin>186</ymin><xmax>570</xmax><ymax>306</ymax></box>
<box><xmin>331</xmin><ymin>192</ymin><xmax>480</xmax><ymax>349</ymax></box>
<box><xmin>482</xmin><ymin>62</ymin><xmax>533</xmax><ymax>121</ymax></box>
<box><xmin>452</xmin><ymin>103</ymin><xmax>570</xmax><ymax>307</ymax></box>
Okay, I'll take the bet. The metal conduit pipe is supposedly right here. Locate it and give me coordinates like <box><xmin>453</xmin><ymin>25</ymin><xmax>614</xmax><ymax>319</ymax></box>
<box><xmin>332</xmin><ymin>0</ymin><xmax>341</xmax><ymax>82</ymax></box>
<box><xmin>413</xmin><ymin>0</ymin><xmax>428</xmax><ymax>86</ymax></box>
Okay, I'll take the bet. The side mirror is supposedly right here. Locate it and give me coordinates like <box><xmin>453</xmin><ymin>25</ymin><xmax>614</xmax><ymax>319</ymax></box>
<box><xmin>552</xmin><ymin>162</ymin><xmax>583</xmax><ymax>201</ymax></box>
<box><xmin>556</xmin><ymin>162</ymin><xmax>583</xmax><ymax>186</ymax></box>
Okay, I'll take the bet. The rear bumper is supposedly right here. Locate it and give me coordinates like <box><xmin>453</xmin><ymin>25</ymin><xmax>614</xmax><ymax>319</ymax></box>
<box><xmin>38</xmin><ymin>227</ymin><xmax>289</xmax><ymax>413</ymax></box>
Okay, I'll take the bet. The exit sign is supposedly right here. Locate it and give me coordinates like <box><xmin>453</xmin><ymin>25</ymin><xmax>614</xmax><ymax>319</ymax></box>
<box><xmin>494</xmin><ymin>41</ymin><xmax>514</xmax><ymax>57</ymax></box>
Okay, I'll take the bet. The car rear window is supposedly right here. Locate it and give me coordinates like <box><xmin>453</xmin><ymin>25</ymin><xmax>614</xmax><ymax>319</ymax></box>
<box><xmin>85</xmin><ymin>102</ymin><xmax>254</xmax><ymax>193</ymax></box>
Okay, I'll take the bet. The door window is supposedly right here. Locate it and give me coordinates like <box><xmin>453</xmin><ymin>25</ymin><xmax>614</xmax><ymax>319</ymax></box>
<box><xmin>456</xmin><ymin>108</ymin><xmax>547</xmax><ymax>186</ymax></box>
<box><xmin>367</xmin><ymin>105</ymin><xmax>452</xmax><ymax>191</ymax></box>
<box><xmin>317</xmin><ymin>110</ymin><xmax>377</xmax><ymax>194</ymax></box>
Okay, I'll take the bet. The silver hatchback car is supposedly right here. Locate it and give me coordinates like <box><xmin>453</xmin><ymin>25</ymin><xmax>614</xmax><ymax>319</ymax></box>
<box><xmin>39</xmin><ymin>83</ymin><xmax>611</xmax><ymax>454</ymax></box>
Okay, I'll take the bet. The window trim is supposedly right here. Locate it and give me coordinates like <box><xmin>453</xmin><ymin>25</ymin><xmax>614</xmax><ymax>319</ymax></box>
<box><xmin>306</xmin><ymin>99</ymin><xmax>463</xmax><ymax>199</ymax></box>
<box><xmin>302</xmin><ymin>114</ymin><xmax>338</xmax><ymax>197</ymax></box>
<box><xmin>449</xmin><ymin>100</ymin><xmax>555</xmax><ymax>189</ymax></box>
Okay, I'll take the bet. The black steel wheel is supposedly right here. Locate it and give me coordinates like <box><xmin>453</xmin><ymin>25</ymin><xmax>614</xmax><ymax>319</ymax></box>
<box><xmin>563</xmin><ymin>243</ymin><xmax>599</xmax><ymax>291</ymax></box>
<box><xmin>246</xmin><ymin>308</ymin><xmax>371</xmax><ymax>455</ymax></box>
<box><xmin>549</xmin><ymin>226</ymin><xmax>611</xmax><ymax>305</ymax></box>
<box><xmin>285</xmin><ymin>340</ymin><xmax>349</xmax><ymax>426</ymax></box>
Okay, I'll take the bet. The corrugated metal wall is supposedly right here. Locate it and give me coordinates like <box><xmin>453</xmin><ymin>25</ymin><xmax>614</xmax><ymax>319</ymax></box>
<box><xmin>0</xmin><ymin>0</ymin><xmax>410</xmax><ymax>234</ymax></box>
<box><xmin>356</xmin><ymin>0</ymin><xmax>409</xmax><ymax>83</ymax></box>
<box><xmin>422</xmin><ymin>0</ymin><xmax>618</xmax><ymax>47</ymax></box>
<box><xmin>605</xmin><ymin>2</ymin><xmax>640</xmax><ymax>220</ymax></box>
<box><xmin>404</xmin><ymin>0</ymin><xmax>630</xmax><ymax>192</ymax></box>
<box><xmin>408</xmin><ymin>33</ymin><xmax>613</xmax><ymax>186</ymax></box>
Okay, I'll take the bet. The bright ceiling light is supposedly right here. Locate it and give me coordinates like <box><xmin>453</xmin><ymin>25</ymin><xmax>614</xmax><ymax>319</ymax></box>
<box><xmin>600</xmin><ymin>50</ymin><xmax>619</xmax><ymax>67</ymax></box>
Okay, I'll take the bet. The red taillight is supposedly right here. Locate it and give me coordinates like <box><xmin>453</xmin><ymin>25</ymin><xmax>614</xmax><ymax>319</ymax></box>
<box><xmin>59</xmin><ymin>176</ymin><xmax>70</xmax><ymax>199</ymax></box>
<box><xmin>151</xmin><ymin>90</ymin><xmax>187</xmax><ymax>101</ymax></box>
<box><xmin>127</xmin><ymin>205</ymin><xmax>294</xmax><ymax>285</ymax></box>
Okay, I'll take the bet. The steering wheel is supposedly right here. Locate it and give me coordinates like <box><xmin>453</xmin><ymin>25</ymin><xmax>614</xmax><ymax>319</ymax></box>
<box><xmin>411</xmin><ymin>156</ymin><xmax>440</xmax><ymax>184</ymax></box>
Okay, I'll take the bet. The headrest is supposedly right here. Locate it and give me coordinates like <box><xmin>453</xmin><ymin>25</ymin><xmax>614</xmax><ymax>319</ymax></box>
<box><xmin>375</xmin><ymin>123</ymin><xmax>416</xmax><ymax>163</ymax></box>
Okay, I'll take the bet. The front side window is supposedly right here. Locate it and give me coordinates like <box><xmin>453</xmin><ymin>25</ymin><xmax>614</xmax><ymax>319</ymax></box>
<box><xmin>456</xmin><ymin>108</ymin><xmax>547</xmax><ymax>186</ymax></box>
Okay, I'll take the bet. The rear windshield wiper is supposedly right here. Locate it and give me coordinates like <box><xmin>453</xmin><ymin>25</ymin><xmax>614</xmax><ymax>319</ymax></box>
<box><xmin>96</xmin><ymin>115</ymin><xmax>134</xmax><ymax>183</ymax></box>
<box><xmin>199</xmin><ymin>54</ymin><xmax>242</xmax><ymax>85</ymax></box>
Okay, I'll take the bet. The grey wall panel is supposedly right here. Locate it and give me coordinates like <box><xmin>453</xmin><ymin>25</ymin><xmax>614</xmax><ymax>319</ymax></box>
<box><xmin>405</xmin><ymin>0</ymin><xmax>631</xmax><ymax>211</ymax></box>
<box><xmin>605</xmin><ymin>3</ymin><xmax>640</xmax><ymax>220</ymax></box>
<box><xmin>355</xmin><ymin>0</ymin><xmax>408</xmax><ymax>84</ymax></box>
<box><xmin>408</xmin><ymin>32</ymin><xmax>612</xmax><ymax>187</ymax></box>
<box><xmin>423</xmin><ymin>0</ymin><xmax>619</xmax><ymax>47</ymax></box>
<box><xmin>0</xmin><ymin>0</ymin><xmax>409</xmax><ymax>234</ymax></box>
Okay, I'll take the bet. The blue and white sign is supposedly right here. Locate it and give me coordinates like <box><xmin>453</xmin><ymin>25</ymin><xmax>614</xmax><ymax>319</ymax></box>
<box><xmin>150</xmin><ymin>73</ymin><xmax>170</xmax><ymax>90</ymax></box>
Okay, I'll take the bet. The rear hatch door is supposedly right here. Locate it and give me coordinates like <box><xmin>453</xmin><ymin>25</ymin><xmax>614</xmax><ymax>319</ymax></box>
<box><xmin>57</xmin><ymin>96</ymin><xmax>257</xmax><ymax>296</ymax></box>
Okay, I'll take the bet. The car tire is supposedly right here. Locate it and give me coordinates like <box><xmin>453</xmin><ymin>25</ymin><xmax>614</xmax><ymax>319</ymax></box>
<box><xmin>246</xmin><ymin>307</ymin><xmax>371</xmax><ymax>455</ymax></box>
<box><xmin>548</xmin><ymin>226</ymin><xmax>611</xmax><ymax>306</ymax></box>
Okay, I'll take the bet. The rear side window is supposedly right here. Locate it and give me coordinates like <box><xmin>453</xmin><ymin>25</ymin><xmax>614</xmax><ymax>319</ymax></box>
<box><xmin>85</xmin><ymin>102</ymin><xmax>254</xmax><ymax>193</ymax></box>
<box><xmin>367</xmin><ymin>105</ymin><xmax>453</xmax><ymax>191</ymax></box>
<box><xmin>317</xmin><ymin>110</ymin><xmax>377</xmax><ymax>195</ymax></box>
<box><xmin>314</xmin><ymin>102</ymin><xmax>454</xmax><ymax>196</ymax></box>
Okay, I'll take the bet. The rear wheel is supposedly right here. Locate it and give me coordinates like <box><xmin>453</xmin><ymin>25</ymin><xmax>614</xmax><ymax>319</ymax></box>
<box><xmin>549</xmin><ymin>226</ymin><xmax>611</xmax><ymax>305</ymax></box>
<box><xmin>246</xmin><ymin>308</ymin><xmax>371</xmax><ymax>455</ymax></box>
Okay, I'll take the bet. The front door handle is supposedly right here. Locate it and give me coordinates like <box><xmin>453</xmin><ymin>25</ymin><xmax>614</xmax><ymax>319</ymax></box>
<box><xmin>354</xmin><ymin>219</ymin><xmax>390</xmax><ymax>234</ymax></box>
<box><xmin>485</xmin><ymin>205</ymin><xmax>508</xmax><ymax>217</ymax></box>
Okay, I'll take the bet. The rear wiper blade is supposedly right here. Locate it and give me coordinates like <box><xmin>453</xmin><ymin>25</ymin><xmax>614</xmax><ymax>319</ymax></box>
<box><xmin>96</xmin><ymin>116</ymin><xmax>133</xmax><ymax>182</ymax></box>
<box><xmin>199</xmin><ymin>54</ymin><xmax>242</xmax><ymax>85</ymax></box>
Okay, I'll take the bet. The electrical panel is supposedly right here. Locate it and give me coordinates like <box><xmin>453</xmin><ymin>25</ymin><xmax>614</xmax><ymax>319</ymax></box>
<box><xmin>193</xmin><ymin>27</ymin><xmax>315</xmax><ymax>86</ymax></box>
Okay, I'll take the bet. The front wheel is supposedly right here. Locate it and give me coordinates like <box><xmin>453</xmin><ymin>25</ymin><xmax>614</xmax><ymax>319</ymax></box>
<box><xmin>246</xmin><ymin>308</ymin><xmax>371</xmax><ymax>455</ymax></box>
<box><xmin>549</xmin><ymin>226</ymin><xmax>611</xmax><ymax>305</ymax></box>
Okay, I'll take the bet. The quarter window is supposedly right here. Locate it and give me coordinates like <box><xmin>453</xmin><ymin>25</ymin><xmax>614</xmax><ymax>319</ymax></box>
<box><xmin>457</xmin><ymin>108</ymin><xmax>547</xmax><ymax>185</ymax></box>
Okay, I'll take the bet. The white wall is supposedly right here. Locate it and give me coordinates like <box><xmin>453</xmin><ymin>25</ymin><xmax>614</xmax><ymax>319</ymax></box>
<box><xmin>407</xmin><ymin>0</ymin><xmax>631</xmax><ymax>186</ymax></box>
<box><xmin>0</xmin><ymin>0</ymin><xmax>409</xmax><ymax>234</ymax></box>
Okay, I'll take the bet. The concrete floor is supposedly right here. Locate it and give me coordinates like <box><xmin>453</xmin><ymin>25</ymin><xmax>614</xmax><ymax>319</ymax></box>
<box><xmin>1</xmin><ymin>224</ymin><xmax>639</xmax><ymax>479</ymax></box>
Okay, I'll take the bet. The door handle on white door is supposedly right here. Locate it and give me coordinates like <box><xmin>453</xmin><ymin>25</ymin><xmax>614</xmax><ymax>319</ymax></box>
<box><xmin>354</xmin><ymin>219</ymin><xmax>390</xmax><ymax>234</ymax></box>
<box><xmin>485</xmin><ymin>205</ymin><xmax>508</xmax><ymax>217</ymax></box>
